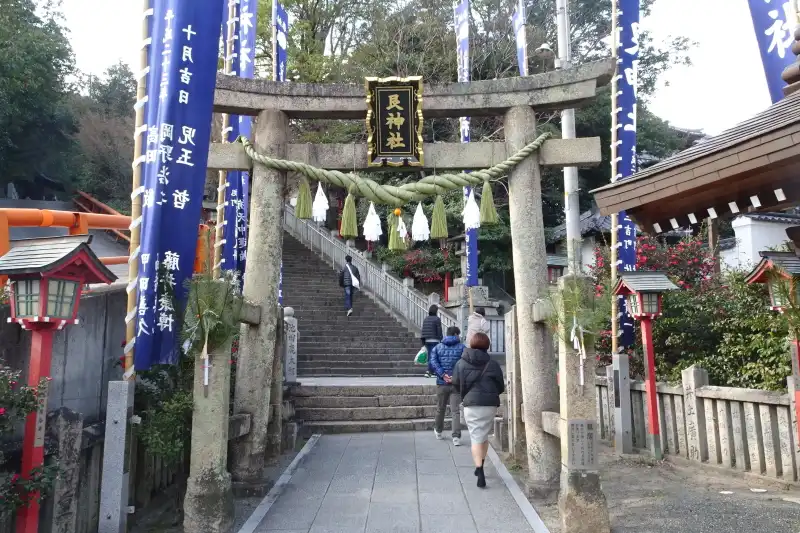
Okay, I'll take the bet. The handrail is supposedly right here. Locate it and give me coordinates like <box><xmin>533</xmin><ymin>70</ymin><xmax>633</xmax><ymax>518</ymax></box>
<box><xmin>74</xmin><ymin>191</ymin><xmax>131</xmax><ymax>244</ymax></box>
<box><xmin>282</xmin><ymin>205</ymin><xmax>506</xmax><ymax>355</ymax></box>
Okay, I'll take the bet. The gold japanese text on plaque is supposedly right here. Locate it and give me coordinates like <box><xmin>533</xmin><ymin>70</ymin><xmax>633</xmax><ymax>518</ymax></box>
<box><xmin>365</xmin><ymin>76</ymin><xmax>424</xmax><ymax>167</ymax></box>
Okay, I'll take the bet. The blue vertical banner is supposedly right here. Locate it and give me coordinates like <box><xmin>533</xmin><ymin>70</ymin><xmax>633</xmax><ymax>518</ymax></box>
<box><xmin>274</xmin><ymin>0</ymin><xmax>288</xmax><ymax>305</ymax></box>
<box><xmin>221</xmin><ymin>0</ymin><xmax>256</xmax><ymax>289</ymax></box>
<box><xmin>136</xmin><ymin>1</ymin><xmax>224</xmax><ymax>370</ymax></box>
<box><xmin>615</xmin><ymin>0</ymin><xmax>639</xmax><ymax>348</ymax></box>
<box><xmin>512</xmin><ymin>0</ymin><xmax>528</xmax><ymax>76</ymax></box>
<box><xmin>454</xmin><ymin>0</ymin><xmax>478</xmax><ymax>287</ymax></box>
<box><xmin>748</xmin><ymin>0</ymin><xmax>796</xmax><ymax>103</ymax></box>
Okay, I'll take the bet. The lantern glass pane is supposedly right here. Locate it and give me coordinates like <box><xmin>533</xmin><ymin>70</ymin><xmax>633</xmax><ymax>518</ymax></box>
<box><xmin>626</xmin><ymin>294</ymin><xmax>639</xmax><ymax>315</ymax></box>
<box><xmin>14</xmin><ymin>279</ymin><xmax>39</xmax><ymax>318</ymax></box>
<box><xmin>46</xmin><ymin>279</ymin><xmax>78</xmax><ymax>319</ymax></box>
<box><xmin>770</xmin><ymin>280</ymin><xmax>787</xmax><ymax>308</ymax></box>
<box><xmin>643</xmin><ymin>293</ymin><xmax>659</xmax><ymax>314</ymax></box>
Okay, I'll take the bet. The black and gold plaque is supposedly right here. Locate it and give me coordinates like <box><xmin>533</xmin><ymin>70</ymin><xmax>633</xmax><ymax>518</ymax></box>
<box><xmin>365</xmin><ymin>76</ymin><xmax>424</xmax><ymax>167</ymax></box>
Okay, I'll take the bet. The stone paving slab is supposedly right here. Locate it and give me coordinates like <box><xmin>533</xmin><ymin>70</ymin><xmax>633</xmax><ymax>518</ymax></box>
<box><xmin>250</xmin><ymin>431</ymin><xmax>541</xmax><ymax>533</ymax></box>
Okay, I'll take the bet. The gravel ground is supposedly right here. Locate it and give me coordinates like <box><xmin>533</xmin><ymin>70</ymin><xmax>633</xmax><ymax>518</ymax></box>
<box><xmin>517</xmin><ymin>444</ymin><xmax>800</xmax><ymax>533</ymax></box>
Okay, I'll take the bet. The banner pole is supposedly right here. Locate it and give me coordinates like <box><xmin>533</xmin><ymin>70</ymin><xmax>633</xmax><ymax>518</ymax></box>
<box><xmin>213</xmin><ymin>1</ymin><xmax>238</xmax><ymax>280</ymax></box>
<box><xmin>609</xmin><ymin>0</ymin><xmax>620</xmax><ymax>357</ymax></box>
<box><xmin>124</xmin><ymin>0</ymin><xmax>151</xmax><ymax>377</ymax></box>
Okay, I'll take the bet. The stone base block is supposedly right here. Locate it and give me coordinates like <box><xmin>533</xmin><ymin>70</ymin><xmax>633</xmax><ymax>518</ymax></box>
<box><xmin>183</xmin><ymin>471</ymin><xmax>234</xmax><ymax>533</ymax></box>
<box><xmin>283</xmin><ymin>421</ymin><xmax>298</xmax><ymax>451</ymax></box>
<box><xmin>490</xmin><ymin>418</ymin><xmax>508</xmax><ymax>452</ymax></box>
<box><xmin>557</xmin><ymin>470</ymin><xmax>611</xmax><ymax>533</ymax></box>
<box><xmin>231</xmin><ymin>479</ymin><xmax>275</xmax><ymax>498</ymax></box>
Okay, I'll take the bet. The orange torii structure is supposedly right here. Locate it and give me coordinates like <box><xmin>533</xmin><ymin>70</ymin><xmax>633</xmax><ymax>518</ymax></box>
<box><xmin>0</xmin><ymin>207</ymin><xmax>209</xmax><ymax>286</ymax></box>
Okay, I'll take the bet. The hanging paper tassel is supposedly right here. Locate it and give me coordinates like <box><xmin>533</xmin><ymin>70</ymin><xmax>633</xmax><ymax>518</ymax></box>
<box><xmin>463</xmin><ymin>189</ymin><xmax>481</xmax><ymax>231</ymax></box>
<box><xmin>397</xmin><ymin>215</ymin><xmax>408</xmax><ymax>240</ymax></box>
<box><xmin>388</xmin><ymin>209</ymin><xmax>407</xmax><ymax>251</ymax></box>
<box><xmin>479</xmin><ymin>181</ymin><xmax>499</xmax><ymax>225</ymax></box>
<box><xmin>430</xmin><ymin>195</ymin><xmax>448</xmax><ymax>247</ymax></box>
<box><xmin>295</xmin><ymin>177</ymin><xmax>313</xmax><ymax>219</ymax></box>
<box><xmin>312</xmin><ymin>183</ymin><xmax>329</xmax><ymax>223</ymax></box>
<box><xmin>340</xmin><ymin>192</ymin><xmax>359</xmax><ymax>238</ymax></box>
<box><xmin>363</xmin><ymin>202</ymin><xmax>382</xmax><ymax>243</ymax></box>
<box><xmin>411</xmin><ymin>203</ymin><xmax>430</xmax><ymax>242</ymax></box>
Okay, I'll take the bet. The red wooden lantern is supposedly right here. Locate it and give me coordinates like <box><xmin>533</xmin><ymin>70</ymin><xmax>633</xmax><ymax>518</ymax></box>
<box><xmin>612</xmin><ymin>271</ymin><xmax>677</xmax><ymax>460</ymax></box>
<box><xmin>0</xmin><ymin>234</ymin><xmax>116</xmax><ymax>533</ymax></box>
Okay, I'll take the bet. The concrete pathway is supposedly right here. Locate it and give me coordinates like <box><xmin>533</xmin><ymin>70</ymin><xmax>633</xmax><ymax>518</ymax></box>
<box><xmin>247</xmin><ymin>432</ymin><xmax>544</xmax><ymax>533</ymax></box>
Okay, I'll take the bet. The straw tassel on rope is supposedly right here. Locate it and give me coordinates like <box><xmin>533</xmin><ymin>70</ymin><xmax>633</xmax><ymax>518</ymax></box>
<box><xmin>340</xmin><ymin>191</ymin><xmax>359</xmax><ymax>239</ymax></box>
<box><xmin>295</xmin><ymin>176</ymin><xmax>313</xmax><ymax>219</ymax></box>
<box><xmin>388</xmin><ymin>208</ymin><xmax>407</xmax><ymax>251</ymax></box>
<box><xmin>479</xmin><ymin>181</ymin><xmax>499</xmax><ymax>225</ymax></box>
<box><xmin>430</xmin><ymin>195</ymin><xmax>448</xmax><ymax>247</ymax></box>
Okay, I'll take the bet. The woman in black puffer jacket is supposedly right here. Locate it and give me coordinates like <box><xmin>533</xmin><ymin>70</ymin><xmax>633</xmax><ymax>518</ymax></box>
<box><xmin>452</xmin><ymin>332</ymin><xmax>504</xmax><ymax>488</ymax></box>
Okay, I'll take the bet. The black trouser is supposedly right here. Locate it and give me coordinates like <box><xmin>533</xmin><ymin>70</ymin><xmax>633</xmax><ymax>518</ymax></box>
<box><xmin>435</xmin><ymin>384</ymin><xmax>461</xmax><ymax>438</ymax></box>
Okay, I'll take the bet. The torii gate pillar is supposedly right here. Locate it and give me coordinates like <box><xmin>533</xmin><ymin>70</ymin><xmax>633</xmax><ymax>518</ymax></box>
<box><xmin>230</xmin><ymin>109</ymin><xmax>288</xmax><ymax>487</ymax></box>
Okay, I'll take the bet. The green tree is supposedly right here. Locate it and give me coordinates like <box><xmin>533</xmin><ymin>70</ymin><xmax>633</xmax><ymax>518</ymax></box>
<box><xmin>0</xmin><ymin>0</ymin><xmax>76</xmax><ymax>189</ymax></box>
<box><xmin>71</xmin><ymin>62</ymin><xmax>135</xmax><ymax>212</ymax></box>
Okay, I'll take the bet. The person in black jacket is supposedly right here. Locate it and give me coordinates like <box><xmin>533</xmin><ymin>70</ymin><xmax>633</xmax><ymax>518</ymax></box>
<box><xmin>420</xmin><ymin>305</ymin><xmax>443</xmax><ymax>378</ymax></box>
<box><xmin>452</xmin><ymin>332</ymin><xmax>504</xmax><ymax>488</ymax></box>
<box><xmin>338</xmin><ymin>255</ymin><xmax>361</xmax><ymax>316</ymax></box>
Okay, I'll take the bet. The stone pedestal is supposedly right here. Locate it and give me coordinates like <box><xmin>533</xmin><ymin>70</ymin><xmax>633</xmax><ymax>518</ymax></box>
<box><xmin>556</xmin><ymin>275</ymin><xmax>611</xmax><ymax>533</ymax></box>
<box><xmin>184</xmin><ymin>340</ymin><xmax>235</xmax><ymax>533</ymax></box>
<box><xmin>504</xmin><ymin>105</ymin><xmax>560</xmax><ymax>495</ymax></box>
<box><xmin>284</xmin><ymin>308</ymin><xmax>299</xmax><ymax>385</ymax></box>
<box><xmin>231</xmin><ymin>109</ymin><xmax>287</xmax><ymax>485</ymax></box>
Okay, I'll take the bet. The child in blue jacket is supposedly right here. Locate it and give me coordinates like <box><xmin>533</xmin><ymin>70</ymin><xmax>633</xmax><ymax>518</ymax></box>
<box><xmin>430</xmin><ymin>326</ymin><xmax>465</xmax><ymax>445</ymax></box>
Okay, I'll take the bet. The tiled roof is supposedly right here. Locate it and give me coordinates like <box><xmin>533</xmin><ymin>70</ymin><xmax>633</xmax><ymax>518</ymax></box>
<box><xmin>592</xmin><ymin>90</ymin><xmax>800</xmax><ymax>193</ymax></box>
<box><xmin>548</xmin><ymin>208</ymin><xmax>613</xmax><ymax>242</ymax></box>
<box><xmin>760</xmin><ymin>251</ymin><xmax>800</xmax><ymax>276</ymax></box>
<box><xmin>742</xmin><ymin>212</ymin><xmax>800</xmax><ymax>224</ymax></box>
<box><xmin>617</xmin><ymin>271</ymin><xmax>678</xmax><ymax>292</ymax></box>
<box><xmin>0</xmin><ymin>235</ymin><xmax>117</xmax><ymax>282</ymax></box>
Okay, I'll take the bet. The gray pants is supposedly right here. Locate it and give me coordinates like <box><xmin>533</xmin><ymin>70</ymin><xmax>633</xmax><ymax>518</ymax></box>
<box><xmin>435</xmin><ymin>385</ymin><xmax>461</xmax><ymax>438</ymax></box>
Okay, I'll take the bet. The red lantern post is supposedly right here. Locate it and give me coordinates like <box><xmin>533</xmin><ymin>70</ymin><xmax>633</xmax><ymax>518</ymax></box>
<box><xmin>0</xmin><ymin>235</ymin><xmax>116</xmax><ymax>533</ymax></box>
<box><xmin>613</xmin><ymin>272</ymin><xmax>677</xmax><ymax>460</ymax></box>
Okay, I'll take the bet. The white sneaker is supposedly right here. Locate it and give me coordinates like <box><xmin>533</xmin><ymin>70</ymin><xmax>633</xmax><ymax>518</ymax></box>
<box><xmin>434</xmin><ymin>430</ymin><xmax>443</xmax><ymax>440</ymax></box>
<box><xmin>453</xmin><ymin>437</ymin><xmax>461</xmax><ymax>446</ymax></box>
<box><xmin>347</xmin><ymin>308</ymin><xmax>353</xmax><ymax>316</ymax></box>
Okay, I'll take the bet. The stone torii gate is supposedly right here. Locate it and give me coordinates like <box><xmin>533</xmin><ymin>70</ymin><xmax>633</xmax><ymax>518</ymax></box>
<box><xmin>208</xmin><ymin>58</ymin><xmax>614</xmax><ymax>532</ymax></box>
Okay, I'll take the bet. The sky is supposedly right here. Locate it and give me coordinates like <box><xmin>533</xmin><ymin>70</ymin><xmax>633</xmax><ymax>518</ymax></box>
<box><xmin>61</xmin><ymin>0</ymin><xmax>772</xmax><ymax>135</ymax></box>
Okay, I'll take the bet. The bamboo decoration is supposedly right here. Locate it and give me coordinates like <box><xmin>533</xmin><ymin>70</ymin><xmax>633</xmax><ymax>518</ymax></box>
<box><xmin>124</xmin><ymin>0</ymin><xmax>152</xmax><ymax>378</ymax></box>
<box><xmin>212</xmin><ymin>0</ymin><xmax>238</xmax><ymax>279</ymax></box>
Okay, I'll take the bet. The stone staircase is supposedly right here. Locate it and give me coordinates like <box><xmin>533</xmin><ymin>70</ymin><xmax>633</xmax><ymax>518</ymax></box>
<box><xmin>281</xmin><ymin>232</ymin><xmax>457</xmax><ymax>433</ymax></box>
<box><xmin>282</xmin><ymin>233</ymin><xmax>424</xmax><ymax>378</ymax></box>
<box><xmin>294</xmin><ymin>384</ymin><xmax>454</xmax><ymax>435</ymax></box>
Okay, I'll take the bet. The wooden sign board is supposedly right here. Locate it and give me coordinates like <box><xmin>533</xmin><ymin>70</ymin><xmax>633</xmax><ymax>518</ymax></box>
<box><xmin>365</xmin><ymin>76</ymin><xmax>424</xmax><ymax>168</ymax></box>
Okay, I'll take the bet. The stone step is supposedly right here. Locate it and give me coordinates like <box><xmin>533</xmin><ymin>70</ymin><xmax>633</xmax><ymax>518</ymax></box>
<box><xmin>297</xmin><ymin>333</ymin><xmax>416</xmax><ymax>341</ymax></box>
<box><xmin>294</xmin><ymin>394</ymin><xmax>437</xmax><ymax>408</ymax></box>
<box><xmin>298</xmin><ymin>360</ymin><xmax>420</xmax><ymax>368</ymax></box>
<box><xmin>296</xmin><ymin>405</ymin><xmax>440</xmax><ymax>421</ymax></box>
<box><xmin>294</xmin><ymin>385</ymin><xmax>439</xmax><ymax>397</ymax></box>
<box><xmin>298</xmin><ymin>354</ymin><xmax>419</xmax><ymax>362</ymax></box>
<box><xmin>298</xmin><ymin>369</ymin><xmax>426</xmax><ymax>377</ymax></box>
<box><xmin>299</xmin><ymin>347</ymin><xmax>419</xmax><ymax>356</ymax></box>
<box><xmin>299</xmin><ymin>419</ymin><xmax>453</xmax><ymax>435</ymax></box>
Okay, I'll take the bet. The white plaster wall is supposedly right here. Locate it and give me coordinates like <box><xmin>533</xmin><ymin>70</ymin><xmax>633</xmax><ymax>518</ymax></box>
<box><xmin>581</xmin><ymin>237</ymin><xmax>596</xmax><ymax>273</ymax></box>
<box><xmin>721</xmin><ymin>217</ymin><xmax>794</xmax><ymax>271</ymax></box>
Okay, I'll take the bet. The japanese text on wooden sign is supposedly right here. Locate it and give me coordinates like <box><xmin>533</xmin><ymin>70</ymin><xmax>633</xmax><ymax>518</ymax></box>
<box><xmin>365</xmin><ymin>77</ymin><xmax>424</xmax><ymax>167</ymax></box>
